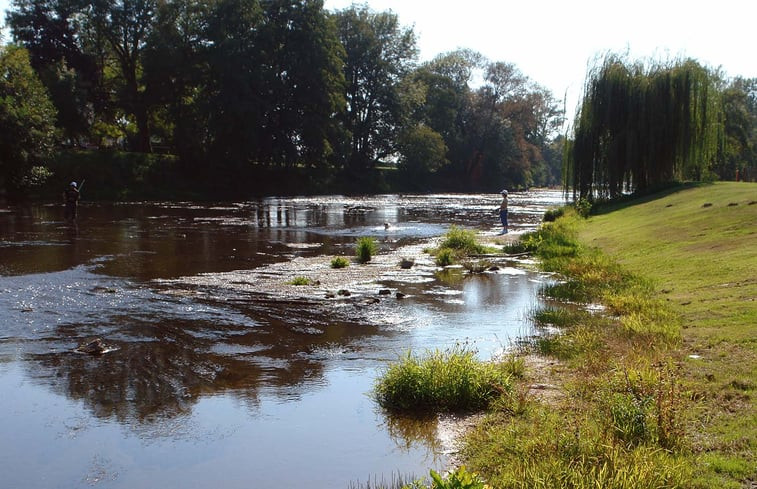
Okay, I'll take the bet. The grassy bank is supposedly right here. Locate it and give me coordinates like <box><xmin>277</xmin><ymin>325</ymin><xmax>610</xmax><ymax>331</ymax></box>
<box><xmin>459</xmin><ymin>182</ymin><xmax>755</xmax><ymax>488</ymax></box>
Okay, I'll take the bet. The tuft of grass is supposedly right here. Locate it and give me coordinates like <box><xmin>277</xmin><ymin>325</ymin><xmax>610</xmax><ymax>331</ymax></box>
<box><xmin>438</xmin><ymin>226</ymin><xmax>488</xmax><ymax>255</ymax></box>
<box><xmin>374</xmin><ymin>346</ymin><xmax>515</xmax><ymax>413</ymax></box>
<box><xmin>435</xmin><ymin>247</ymin><xmax>457</xmax><ymax>266</ymax></box>
<box><xmin>288</xmin><ymin>276</ymin><xmax>313</xmax><ymax>286</ymax></box>
<box><xmin>356</xmin><ymin>236</ymin><xmax>378</xmax><ymax>263</ymax></box>
<box><xmin>463</xmin><ymin>402</ymin><xmax>693</xmax><ymax>489</ymax></box>
<box><xmin>543</xmin><ymin>207</ymin><xmax>565</xmax><ymax>222</ymax></box>
<box><xmin>475</xmin><ymin>183</ymin><xmax>756</xmax><ymax>488</ymax></box>
<box><xmin>330</xmin><ymin>256</ymin><xmax>350</xmax><ymax>269</ymax></box>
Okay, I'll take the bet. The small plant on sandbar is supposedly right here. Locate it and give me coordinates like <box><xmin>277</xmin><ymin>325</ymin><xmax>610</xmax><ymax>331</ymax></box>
<box><xmin>331</xmin><ymin>256</ymin><xmax>350</xmax><ymax>268</ymax></box>
<box><xmin>374</xmin><ymin>346</ymin><xmax>515</xmax><ymax>413</ymax></box>
<box><xmin>356</xmin><ymin>236</ymin><xmax>378</xmax><ymax>263</ymax></box>
<box><xmin>289</xmin><ymin>276</ymin><xmax>313</xmax><ymax>285</ymax></box>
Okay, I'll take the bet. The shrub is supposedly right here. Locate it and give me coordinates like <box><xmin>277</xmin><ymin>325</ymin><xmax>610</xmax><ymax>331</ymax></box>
<box><xmin>435</xmin><ymin>248</ymin><xmax>456</xmax><ymax>266</ymax></box>
<box><xmin>439</xmin><ymin>226</ymin><xmax>487</xmax><ymax>255</ymax></box>
<box><xmin>356</xmin><ymin>237</ymin><xmax>378</xmax><ymax>263</ymax></box>
<box><xmin>574</xmin><ymin>198</ymin><xmax>592</xmax><ymax>217</ymax></box>
<box><xmin>288</xmin><ymin>276</ymin><xmax>313</xmax><ymax>285</ymax></box>
<box><xmin>543</xmin><ymin>207</ymin><xmax>565</xmax><ymax>222</ymax></box>
<box><xmin>374</xmin><ymin>346</ymin><xmax>514</xmax><ymax>413</ymax></box>
<box><xmin>331</xmin><ymin>256</ymin><xmax>350</xmax><ymax>269</ymax></box>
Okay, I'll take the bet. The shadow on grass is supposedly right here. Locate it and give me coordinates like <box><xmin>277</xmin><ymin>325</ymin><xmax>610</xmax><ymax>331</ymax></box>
<box><xmin>590</xmin><ymin>182</ymin><xmax>711</xmax><ymax>215</ymax></box>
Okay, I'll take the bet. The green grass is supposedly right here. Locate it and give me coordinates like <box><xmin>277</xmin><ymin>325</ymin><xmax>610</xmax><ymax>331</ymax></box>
<box><xmin>438</xmin><ymin>226</ymin><xmax>493</xmax><ymax>255</ymax></box>
<box><xmin>460</xmin><ymin>182</ymin><xmax>756</xmax><ymax>488</ymax></box>
<box><xmin>374</xmin><ymin>346</ymin><xmax>517</xmax><ymax>413</ymax></box>
<box><xmin>330</xmin><ymin>256</ymin><xmax>350</xmax><ymax>268</ymax></box>
<box><xmin>356</xmin><ymin>237</ymin><xmax>378</xmax><ymax>263</ymax></box>
<box><xmin>431</xmin><ymin>226</ymin><xmax>499</xmax><ymax>266</ymax></box>
<box><xmin>288</xmin><ymin>276</ymin><xmax>314</xmax><ymax>285</ymax></box>
<box><xmin>578</xmin><ymin>182</ymin><xmax>757</xmax><ymax>486</ymax></box>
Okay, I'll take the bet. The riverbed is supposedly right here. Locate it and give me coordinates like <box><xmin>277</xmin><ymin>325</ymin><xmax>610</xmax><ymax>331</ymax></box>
<box><xmin>0</xmin><ymin>190</ymin><xmax>564</xmax><ymax>488</ymax></box>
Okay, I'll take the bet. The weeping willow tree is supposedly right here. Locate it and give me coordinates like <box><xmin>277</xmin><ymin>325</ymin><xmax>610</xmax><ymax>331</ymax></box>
<box><xmin>565</xmin><ymin>55</ymin><xmax>723</xmax><ymax>199</ymax></box>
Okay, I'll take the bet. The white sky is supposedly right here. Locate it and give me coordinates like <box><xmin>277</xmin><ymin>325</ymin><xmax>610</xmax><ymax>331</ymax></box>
<box><xmin>2</xmin><ymin>0</ymin><xmax>755</xmax><ymax>116</ymax></box>
<box><xmin>323</xmin><ymin>0</ymin><xmax>756</xmax><ymax>115</ymax></box>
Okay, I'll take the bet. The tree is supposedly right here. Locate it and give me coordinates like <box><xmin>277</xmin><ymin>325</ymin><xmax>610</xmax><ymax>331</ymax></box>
<box><xmin>718</xmin><ymin>77</ymin><xmax>756</xmax><ymax>181</ymax></box>
<box><xmin>397</xmin><ymin>124</ymin><xmax>448</xmax><ymax>185</ymax></box>
<box><xmin>142</xmin><ymin>0</ymin><xmax>212</xmax><ymax>159</ymax></box>
<box><xmin>566</xmin><ymin>55</ymin><xmax>723</xmax><ymax>199</ymax></box>
<box><xmin>90</xmin><ymin>0</ymin><xmax>157</xmax><ymax>152</ymax></box>
<box><xmin>7</xmin><ymin>0</ymin><xmax>100</xmax><ymax>145</ymax></box>
<box><xmin>0</xmin><ymin>45</ymin><xmax>58</xmax><ymax>199</ymax></box>
<box><xmin>333</xmin><ymin>5</ymin><xmax>417</xmax><ymax>172</ymax></box>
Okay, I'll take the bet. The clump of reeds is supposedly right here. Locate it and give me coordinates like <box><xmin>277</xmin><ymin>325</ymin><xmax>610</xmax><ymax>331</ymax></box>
<box><xmin>288</xmin><ymin>276</ymin><xmax>314</xmax><ymax>285</ymax></box>
<box><xmin>374</xmin><ymin>346</ymin><xmax>515</xmax><ymax>413</ymax></box>
<box><xmin>331</xmin><ymin>256</ymin><xmax>350</xmax><ymax>268</ymax></box>
<box><xmin>356</xmin><ymin>236</ymin><xmax>378</xmax><ymax>263</ymax></box>
<box><xmin>432</xmin><ymin>226</ymin><xmax>496</xmax><ymax>266</ymax></box>
<box><xmin>438</xmin><ymin>226</ymin><xmax>488</xmax><ymax>255</ymax></box>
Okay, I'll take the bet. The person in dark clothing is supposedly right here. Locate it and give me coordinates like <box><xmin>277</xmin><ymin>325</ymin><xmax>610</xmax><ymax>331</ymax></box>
<box><xmin>498</xmin><ymin>189</ymin><xmax>508</xmax><ymax>234</ymax></box>
<box><xmin>63</xmin><ymin>181</ymin><xmax>80</xmax><ymax>222</ymax></box>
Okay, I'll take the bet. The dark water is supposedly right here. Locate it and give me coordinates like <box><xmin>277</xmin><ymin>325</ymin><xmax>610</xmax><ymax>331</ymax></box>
<box><xmin>0</xmin><ymin>190</ymin><xmax>564</xmax><ymax>489</ymax></box>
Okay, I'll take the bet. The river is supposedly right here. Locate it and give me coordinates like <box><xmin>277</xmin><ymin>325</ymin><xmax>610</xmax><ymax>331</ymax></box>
<box><xmin>0</xmin><ymin>190</ymin><xmax>564</xmax><ymax>489</ymax></box>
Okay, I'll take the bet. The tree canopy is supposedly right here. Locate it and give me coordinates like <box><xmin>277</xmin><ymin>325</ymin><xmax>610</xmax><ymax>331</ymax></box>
<box><xmin>0</xmin><ymin>44</ymin><xmax>58</xmax><ymax>198</ymax></box>
<box><xmin>565</xmin><ymin>56</ymin><xmax>733</xmax><ymax>199</ymax></box>
<box><xmin>13</xmin><ymin>1</ymin><xmax>750</xmax><ymax>198</ymax></box>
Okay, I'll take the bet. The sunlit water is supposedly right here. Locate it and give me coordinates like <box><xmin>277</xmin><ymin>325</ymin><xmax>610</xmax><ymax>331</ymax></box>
<box><xmin>0</xmin><ymin>190</ymin><xmax>565</xmax><ymax>488</ymax></box>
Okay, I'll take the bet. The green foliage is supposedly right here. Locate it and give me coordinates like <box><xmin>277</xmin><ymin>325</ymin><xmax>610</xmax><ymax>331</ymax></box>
<box><xmin>567</xmin><ymin>55</ymin><xmax>724</xmax><ymax>199</ymax></box>
<box><xmin>330</xmin><ymin>256</ymin><xmax>350</xmax><ymax>269</ymax></box>
<box><xmin>573</xmin><ymin>198</ymin><xmax>592</xmax><ymax>217</ymax></box>
<box><xmin>435</xmin><ymin>248</ymin><xmax>456</xmax><ymax>266</ymax></box>
<box><xmin>374</xmin><ymin>346</ymin><xmax>514</xmax><ymax>413</ymax></box>
<box><xmin>37</xmin><ymin>150</ymin><xmax>184</xmax><ymax>201</ymax></box>
<box><xmin>0</xmin><ymin>45</ymin><xmax>57</xmax><ymax>198</ymax></box>
<box><xmin>398</xmin><ymin>124</ymin><xmax>449</xmax><ymax>181</ymax></box>
<box><xmin>335</xmin><ymin>5</ymin><xmax>418</xmax><ymax>171</ymax></box>
<box><xmin>463</xmin><ymin>403</ymin><xmax>693</xmax><ymax>489</ymax></box>
<box><xmin>356</xmin><ymin>237</ymin><xmax>379</xmax><ymax>263</ymax></box>
<box><xmin>428</xmin><ymin>467</ymin><xmax>487</xmax><ymax>489</ymax></box>
<box><xmin>439</xmin><ymin>226</ymin><xmax>487</xmax><ymax>255</ymax></box>
<box><xmin>542</xmin><ymin>207</ymin><xmax>564</xmax><ymax>222</ymax></box>
<box><xmin>288</xmin><ymin>276</ymin><xmax>313</xmax><ymax>286</ymax></box>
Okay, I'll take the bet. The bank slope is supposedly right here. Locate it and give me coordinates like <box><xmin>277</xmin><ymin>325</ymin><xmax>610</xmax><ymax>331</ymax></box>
<box><xmin>580</xmin><ymin>182</ymin><xmax>756</xmax><ymax>487</ymax></box>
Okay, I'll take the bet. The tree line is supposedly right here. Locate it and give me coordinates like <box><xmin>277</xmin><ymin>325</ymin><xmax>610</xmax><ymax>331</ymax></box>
<box><xmin>565</xmin><ymin>55</ymin><xmax>756</xmax><ymax>199</ymax></box>
<box><xmin>1</xmin><ymin>0</ymin><xmax>565</xmax><ymax>199</ymax></box>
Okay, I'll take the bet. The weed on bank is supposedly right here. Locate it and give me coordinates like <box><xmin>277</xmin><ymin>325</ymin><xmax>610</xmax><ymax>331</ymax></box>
<box><xmin>460</xmin><ymin>208</ymin><xmax>699</xmax><ymax>488</ymax></box>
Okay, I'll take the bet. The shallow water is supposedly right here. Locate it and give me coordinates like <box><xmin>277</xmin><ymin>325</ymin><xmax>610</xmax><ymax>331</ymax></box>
<box><xmin>0</xmin><ymin>190</ymin><xmax>564</xmax><ymax>488</ymax></box>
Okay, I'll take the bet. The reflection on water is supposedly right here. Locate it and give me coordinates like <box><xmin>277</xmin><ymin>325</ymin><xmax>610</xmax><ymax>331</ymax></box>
<box><xmin>0</xmin><ymin>190</ymin><xmax>564</xmax><ymax>489</ymax></box>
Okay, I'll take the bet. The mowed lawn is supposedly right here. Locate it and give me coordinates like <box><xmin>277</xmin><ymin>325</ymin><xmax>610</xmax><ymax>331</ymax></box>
<box><xmin>580</xmin><ymin>182</ymin><xmax>756</xmax><ymax>485</ymax></box>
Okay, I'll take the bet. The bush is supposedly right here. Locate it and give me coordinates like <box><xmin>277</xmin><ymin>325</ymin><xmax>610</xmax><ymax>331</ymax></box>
<box><xmin>374</xmin><ymin>346</ymin><xmax>514</xmax><ymax>413</ymax></box>
<box><xmin>288</xmin><ymin>276</ymin><xmax>313</xmax><ymax>285</ymax></box>
<box><xmin>435</xmin><ymin>247</ymin><xmax>456</xmax><ymax>266</ymax></box>
<box><xmin>574</xmin><ymin>198</ymin><xmax>593</xmax><ymax>217</ymax></box>
<box><xmin>331</xmin><ymin>256</ymin><xmax>350</xmax><ymax>269</ymax></box>
<box><xmin>356</xmin><ymin>237</ymin><xmax>378</xmax><ymax>263</ymax></box>
<box><xmin>439</xmin><ymin>226</ymin><xmax>487</xmax><ymax>255</ymax></box>
<box><xmin>543</xmin><ymin>207</ymin><xmax>565</xmax><ymax>222</ymax></box>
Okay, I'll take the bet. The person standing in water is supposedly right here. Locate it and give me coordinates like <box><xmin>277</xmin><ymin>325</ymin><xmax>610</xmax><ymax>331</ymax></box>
<box><xmin>498</xmin><ymin>189</ymin><xmax>508</xmax><ymax>234</ymax></box>
<box><xmin>63</xmin><ymin>181</ymin><xmax>80</xmax><ymax>223</ymax></box>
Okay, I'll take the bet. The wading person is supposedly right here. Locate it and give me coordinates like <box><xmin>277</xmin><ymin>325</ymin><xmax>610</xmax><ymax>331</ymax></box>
<box><xmin>498</xmin><ymin>189</ymin><xmax>508</xmax><ymax>234</ymax></box>
<box><xmin>63</xmin><ymin>181</ymin><xmax>80</xmax><ymax>223</ymax></box>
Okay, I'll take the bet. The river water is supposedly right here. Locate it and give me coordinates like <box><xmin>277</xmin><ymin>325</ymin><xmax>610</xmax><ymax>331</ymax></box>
<box><xmin>0</xmin><ymin>190</ymin><xmax>564</xmax><ymax>489</ymax></box>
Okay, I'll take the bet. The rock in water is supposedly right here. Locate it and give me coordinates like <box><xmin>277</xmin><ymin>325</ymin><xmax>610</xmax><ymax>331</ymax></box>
<box><xmin>75</xmin><ymin>338</ymin><xmax>107</xmax><ymax>355</ymax></box>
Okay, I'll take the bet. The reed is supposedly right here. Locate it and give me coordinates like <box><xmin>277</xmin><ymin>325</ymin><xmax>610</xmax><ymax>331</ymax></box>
<box><xmin>438</xmin><ymin>226</ymin><xmax>488</xmax><ymax>255</ymax></box>
<box><xmin>374</xmin><ymin>346</ymin><xmax>515</xmax><ymax>413</ymax></box>
<box><xmin>330</xmin><ymin>256</ymin><xmax>350</xmax><ymax>268</ymax></box>
<box><xmin>356</xmin><ymin>236</ymin><xmax>378</xmax><ymax>263</ymax></box>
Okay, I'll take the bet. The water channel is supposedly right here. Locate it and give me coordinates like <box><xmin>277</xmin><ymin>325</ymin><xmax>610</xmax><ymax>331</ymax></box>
<box><xmin>0</xmin><ymin>190</ymin><xmax>564</xmax><ymax>488</ymax></box>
